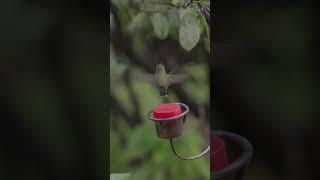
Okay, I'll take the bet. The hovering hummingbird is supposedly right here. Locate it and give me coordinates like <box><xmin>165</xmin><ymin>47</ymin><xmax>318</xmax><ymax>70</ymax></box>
<box><xmin>142</xmin><ymin>62</ymin><xmax>187</xmax><ymax>97</ymax></box>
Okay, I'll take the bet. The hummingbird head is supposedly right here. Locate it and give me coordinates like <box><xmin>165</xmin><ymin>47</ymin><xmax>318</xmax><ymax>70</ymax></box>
<box><xmin>156</xmin><ymin>64</ymin><xmax>165</xmax><ymax>73</ymax></box>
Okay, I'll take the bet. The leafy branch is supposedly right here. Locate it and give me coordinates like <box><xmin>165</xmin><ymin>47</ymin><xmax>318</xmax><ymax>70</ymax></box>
<box><xmin>172</xmin><ymin>0</ymin><xmax>202</xmax><ymax>9</ymax></box>
<box><xmin>139</xmin><ymin>0</ymin><xmax>210</xmax><ymax>51</ymax></box>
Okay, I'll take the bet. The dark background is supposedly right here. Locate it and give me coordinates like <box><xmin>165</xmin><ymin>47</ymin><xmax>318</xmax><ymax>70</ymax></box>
<box><xmin>213</xmin><ymin>0</ymin><xmax>319</xmax><ymax>179</ymax></box>
<box><xmin>1</xmin><ymin>0</ymin><xmax>319</xmax><ymax>179</ymax></box>
<box><xmin>0</xmin><ymin>0</ymin><xmax>107</xmax><ymax>179</ymax></box>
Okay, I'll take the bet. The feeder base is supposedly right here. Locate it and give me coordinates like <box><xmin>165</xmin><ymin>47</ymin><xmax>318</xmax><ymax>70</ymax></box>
<box><xmin>155</xmin><ymin>120</ymin><xmax>184</xmax><ymax>139</ymax></box>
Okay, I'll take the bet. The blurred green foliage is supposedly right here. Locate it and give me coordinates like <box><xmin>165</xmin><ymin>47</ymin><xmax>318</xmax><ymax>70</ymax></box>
<box><xmin>110</xmin><ymin>0</ymin><xmax>210</xmax><ymax>179</ymax></box>
<box><xmin>110</xmin><ymin>173</ymin><xmax>131</xmax><ymax>180</ymax></box>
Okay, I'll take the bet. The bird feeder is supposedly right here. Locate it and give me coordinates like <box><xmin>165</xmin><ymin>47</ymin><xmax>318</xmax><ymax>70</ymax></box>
<box><xmin>148</xmin><ymin>103</ymin><xmax>188</xmax><ymax>139</ymax></box>
<box><xmin>211</xmin><ymin>133</ymin><xmax>228</xmax><ymax>172</ymax></box>
<box><xmin>148</xmin><ymin>103</ymin><xmax>210</xmax><ymax>160</ymax></box>
<box><xmin>211</xmin><ymin>131</ymin><xmax>253</xmax><ymax>180</ymax></box>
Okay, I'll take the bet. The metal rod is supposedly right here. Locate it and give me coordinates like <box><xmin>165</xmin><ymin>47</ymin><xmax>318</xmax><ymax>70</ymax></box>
<box><xmin>169</xmin><ymin>139</ymin><xmax>210</xmax><ymax>160</ymax></box>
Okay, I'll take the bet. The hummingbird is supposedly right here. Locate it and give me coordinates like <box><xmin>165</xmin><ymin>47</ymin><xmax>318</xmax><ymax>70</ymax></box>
<box><xmin>142</xmin><ymin>62</ymin><xmax>187</xmax><ymax>97</ymax></box>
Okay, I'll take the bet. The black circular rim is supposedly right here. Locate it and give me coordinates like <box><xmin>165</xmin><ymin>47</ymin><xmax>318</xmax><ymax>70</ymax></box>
<box><xmin>211</xmin><ymin>131</ymin><xmax>253</xmax><ymax>179</ymax></box>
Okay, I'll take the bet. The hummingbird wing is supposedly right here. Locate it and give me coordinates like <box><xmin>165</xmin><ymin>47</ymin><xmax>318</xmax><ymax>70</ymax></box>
<box><xmin>138</xmin><ymin>73</ymin><xmax>158</xmax><ymax>85</ymax></box>
<box><xmin>167</xmin><ymin>74</ymin><xmax>188</xmax><ymax>85</ymax></box>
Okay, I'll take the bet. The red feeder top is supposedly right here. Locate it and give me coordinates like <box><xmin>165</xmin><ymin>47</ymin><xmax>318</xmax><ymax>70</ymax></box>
<box><xmin>152</xmin><ymin>103</ymin><xmax>181</xmax><ymax>119</ymax></box>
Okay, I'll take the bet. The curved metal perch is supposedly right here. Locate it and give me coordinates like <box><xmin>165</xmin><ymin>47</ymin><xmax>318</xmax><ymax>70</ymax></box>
<box><xmin>170</xmin><ymin>138</ymin><xmax>210</xmax><ymax>160</ymax></box>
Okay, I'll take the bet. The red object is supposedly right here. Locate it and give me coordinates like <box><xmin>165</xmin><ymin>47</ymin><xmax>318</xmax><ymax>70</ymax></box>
<box><xmin>152</xmin><ymin>103</ymin><xmax>181</xmax><ymax>119</ymax></box>
<box><xmin>211</xmin><ymin>133</ymin><xmax>228</xmax><ymax>172</ymax></box>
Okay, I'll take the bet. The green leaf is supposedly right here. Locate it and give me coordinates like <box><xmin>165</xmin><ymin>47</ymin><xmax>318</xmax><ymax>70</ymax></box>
<box><xmin>150</xmin><ymin>13</ymin><xmax>169</xmax><ymax>39</ymax></box>
<box><xmin>110</xmin><ymin>173</ymin><xmax>131</xmax><ymax>180</ymax></box>
<box><xmin>171</xmin><ymin>0</ymin><xmax>184</xmax><ymax>6</ymax></box>
<box><xmin>167</xmin><ymin>9</ymin><xmax>180</xmax><ymax>28</ymax></box>
<box><xmin>179</xmin><ymin>8</ymin><xmax>190</xmax><ymax>20</ymax></box>
<box><xmin>141</xmin><ymin>0</ymin><xmax>174</xmax><ymax>13</ymax></box>
<box><xmin>179</xmin><ymin>10</ymin><xmax>200</xmax><ymax>51</ymax></box>
<box><xmin>111</xmin><ymin>0</ymin><xmax>129</xmax><ymax>9</ymax></box>
<box><xmin>167</xmin><ymin>9</ymin><xmax>181</xmax><ymax>37</ymax></box>
<box><xmin>124</xmin><ymin>123</ymin><xmax>157</xmax><ymax>160</ymax></box>
<box><xmin>127</xmin><ymin>12</ymin><xmax>148</xmax><ymax>33</ymax></box>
